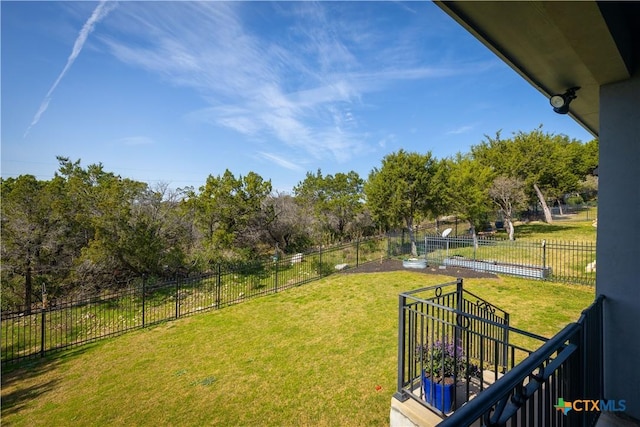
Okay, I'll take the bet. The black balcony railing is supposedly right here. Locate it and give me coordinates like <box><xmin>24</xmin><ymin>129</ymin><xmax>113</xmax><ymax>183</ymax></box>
<box><xmin>437</xmin><ymin>295</ymin><xmax>604</xmax><ymax>427</ymax></box>
<box><xmin>394</xmin><ymin>279</ymin><xmax>548</xmax><ymax>418</ymax></box>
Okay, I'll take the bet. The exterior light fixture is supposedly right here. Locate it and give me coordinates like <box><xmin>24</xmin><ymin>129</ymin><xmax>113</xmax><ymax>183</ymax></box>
<box><xmin>550</xmin><ymin>87</ymin><xmax>580</xmax><ymax>114</ymax></box>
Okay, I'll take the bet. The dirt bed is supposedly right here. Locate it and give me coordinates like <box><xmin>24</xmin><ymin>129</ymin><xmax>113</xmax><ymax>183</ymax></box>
<box><xmin>340</xmin><ymin>258</ymin><xmax>498</xmax><ymax>279</ymax></box>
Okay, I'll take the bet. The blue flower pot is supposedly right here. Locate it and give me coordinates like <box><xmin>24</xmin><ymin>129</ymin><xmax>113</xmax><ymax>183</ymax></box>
<box><xmin>422</xmin><ymin>371</ymin><xmax>455</xmax><ymax>413</ymax></box>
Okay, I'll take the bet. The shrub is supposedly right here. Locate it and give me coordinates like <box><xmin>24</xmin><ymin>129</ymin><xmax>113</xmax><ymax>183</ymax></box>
<box><xmin>312</xmin><ymin>260</ymin><xmax>334</xmax><ymax>276</ymax></box>
<box><xmin>566</xmin><ymin>195</ymin><xmax>584</xmax><ymax>206</ymax></box>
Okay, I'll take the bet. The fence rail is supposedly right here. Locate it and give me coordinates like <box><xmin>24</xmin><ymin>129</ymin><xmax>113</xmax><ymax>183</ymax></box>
<box><xmin>389</xmin><ymin>232</ymin><xmax>596</xmax><ymax>286</ymax></box>
<box><xmin>437</xmin><ymin>295</ymin><xmax>604</xmax><ymax>427</ymax></box>
<box><xmin>2</xmin><ymin>230</ymin><xmax>597</xmax><ymax>365</ymax></box>
<box><xmin>394</xmin><ymin>279</ymin><xmax>548</xmax><ymax>417</ymax></box>
<box><xmin>1</xmin><ymin>236</ymin><xmax>389</xmax><ymax>364</ymax></box>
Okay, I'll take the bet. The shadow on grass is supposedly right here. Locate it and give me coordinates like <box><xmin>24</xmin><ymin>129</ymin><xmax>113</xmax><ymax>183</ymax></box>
<box><xmin>1</xmin><ymin>379</ymin><xmax>59</xmax><ymax>416</ymax></box>
<box><xmin>1</xmin><ymin>344</ymin><xmax>98</xmax><ymax>416</ymax></box>
<box><xmin>515</xmin><ymin>223</ymin><xmax>574</xmax><ymax>237</ymax></box>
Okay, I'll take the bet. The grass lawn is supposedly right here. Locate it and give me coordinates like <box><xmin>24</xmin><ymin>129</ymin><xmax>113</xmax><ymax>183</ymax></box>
<box><xmin>421</xmin><ymin>217</ymin><xmax>597</xmax><ymax>286</ymax></box>
<box><xmin>499</xmin><ymin>207</ymin><xmax>598</xmax><ymax>243</ymax></box>
<box><xmin>1</xmin><ymin>271</ymin><xmax>594</xmax><ymax>427</ymax></box>
<box><xmin>507</xmin><ymin>219</ymin><xmax>597</xmax><ymax>242</ymax></box>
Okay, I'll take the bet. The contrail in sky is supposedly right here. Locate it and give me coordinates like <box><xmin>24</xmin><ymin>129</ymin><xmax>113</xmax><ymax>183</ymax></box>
<box><xmin>24</xmin><ymin>0</ymin><xmax>116</xmax><ymax>138</ymax></box>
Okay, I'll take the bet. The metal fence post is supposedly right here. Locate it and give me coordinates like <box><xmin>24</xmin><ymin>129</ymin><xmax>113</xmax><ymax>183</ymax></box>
<box><xmin>393</xmin><ymin>293</ymin><xmax>409</xmax><ymax>401</ymax></box>
<box><xmin>568</xmin><ymin>324</ymin><xmax>585</xmax><ymax>427</ymax></box>
<box><xmin>423</xmin><ymin>231</ymin><xmax>428</xmax><ymax>257</ymax></box>
<box><xmin>40</xmin><ymin>285</ymin><xmax>47</xmax><ymax>358</ymax></box>
<box><xmin>142</xmin><ymin>275</ymin><xmax>146</xmax><ymax>328</ymax></box>
<box><xmin>356</xmin><ymin>239</ymin><xmax>360</xmax><ymax>267</ymax></box>
<box><xmin>455</xmin><ymin>277</ymin><xmax>463</xmax><ymax>375</ymax></box>
<box><xmin>175</xmin><ymin>274</ymin><xmax>180</xmax><ymax>319</ymax></box>
<box><xmin>216</xmin><ymin>263</ymin><xmax>221</xmax><ymax>309</ymax></box>
<box><xmin>502</xmin><ymin>313</ymin><xmax>510</xmax><ymax>373</ymax></box>
<box><xmin>274</xmin><ymin>258</ymin><xmax>279</xmax><ymax>294</ymax></box>
<box><xmin>542</xmin><ymin>239</ymin><xmax>547</xmax><ymax>273</ymax></box>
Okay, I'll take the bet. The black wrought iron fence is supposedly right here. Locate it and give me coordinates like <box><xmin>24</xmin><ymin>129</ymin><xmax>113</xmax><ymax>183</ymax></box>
<box><xmin>394</xmin><ymin>279</ymin><xmax>548</xmax><ymax>417</ymax></box>
<box><xmin>1</xmin><ymin>235</ymin><xmax>389</xmax><ymax>364</ymax></box>
<box><xmin>390</xmin><ymin>232</ymin><xmax>596</xmax><ymax>286</ymax></box>
<box><xmin>437</xmin><ymin>295</ymin><xmax>604</xmax><ymax>427</ymax></box>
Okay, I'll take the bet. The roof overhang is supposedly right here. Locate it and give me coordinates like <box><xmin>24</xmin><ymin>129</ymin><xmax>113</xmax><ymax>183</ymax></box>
<box><xmin>434</xmin><ymin>1</ymin><xmax>640</xmax><ymax>137</ymax></box>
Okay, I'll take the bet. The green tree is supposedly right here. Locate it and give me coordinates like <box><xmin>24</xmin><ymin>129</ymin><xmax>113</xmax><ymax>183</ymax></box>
<box><xmin>1</xmin><ymin>176</ymin><xmax>53</xmax><ymax>311</ymax></box>
<box><xmin>75</xmin><ymin>169</ymin><xmax>150</xmax><ymax>280</ymax></box>
<box><xmin>489</xmin><ymin>176</ymin><xmax>527</xmax><ymax>240</ymax></box>
<box><xmin>440</xmin><ymin>154</ymin><xmax>495</xmax><ymax>246</ymax></box>
<box><xmin>365</xmin><ymin>150</ymin><xmax>439</xmax><ymax>256</ymax></box>
<box><xmin>262</xmin><ymin>192</ymin><xmax>312</xmax><ymax>254</ymax></box>
<box><xmin>294</xmin><ymin>170</ymin><xmax>364</xmax><ymax>242</ymax></box>
<box><xmin>54</xmin><ymin>158</ymin><xmax>182</xmax><ymax>287</ymax></box>
<box><xmin>189</xmin><ymin>170</ymin><xmax>272</xmax><ymax>263</ymax></box>
<box><xmin>472</xmin><ymin>127</ymin><xmax>590</xmax><ymax>223</ymax></box>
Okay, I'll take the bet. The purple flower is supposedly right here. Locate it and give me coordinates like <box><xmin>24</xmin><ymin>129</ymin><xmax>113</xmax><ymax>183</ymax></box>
<box><xmin>416</xmin><ymin>339</ymin><xmax>470</xmax><ymax>382</ymax></box>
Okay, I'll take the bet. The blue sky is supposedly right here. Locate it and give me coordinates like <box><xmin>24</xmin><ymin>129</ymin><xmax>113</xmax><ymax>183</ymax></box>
<box><xmin>1</xmin><ymin>1</ymin><xmax>595</xmax><ymax>193</ymax></box>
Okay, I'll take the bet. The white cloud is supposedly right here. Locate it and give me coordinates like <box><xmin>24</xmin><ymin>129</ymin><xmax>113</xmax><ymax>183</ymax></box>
<box><xmin>97</xmin><ymin>2</ymin><xmax>495</xmax><ymax>163</ymax></box>
<box><xmin>378</xmin><ymin>133</ymin><xmax>397</xmax><ymax>148</ymax></box>
<box><xmin>258</xmin><ymin>152</ymin><xmax>304</xmax><ymax>172</ymax></box>
<box><xmin>24</xmin><ymin>0</ymin><xmax>117</xmax><ymax>137</ymax></box>
<box><xmin>446</xmin><ymin>124</ymin><xmax>477</xmax><ymax>135</ymax></box>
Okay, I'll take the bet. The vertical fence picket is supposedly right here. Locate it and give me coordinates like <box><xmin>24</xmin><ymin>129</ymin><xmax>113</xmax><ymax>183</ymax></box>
<box><xmin>142</xmin><ymin>276</ymin><xmax>146</xmax><ymax>328</ymax></box>
<box><xmin>0</xmin><ymin>233</ymin><xmax>594</xmax><ymax>365</ymax></box>
<box><xmin>40</xmin><ymin>305</ymin><xmax>46</xmax><ymax>358</ymax></box>
<box><xmin>216</xmin><ymin>264</ymin><xmax>221</xmax><ymax>309</ymax></box>
<box><xmin>175</xmin><ymin>275</ymin><xmax>180</xmax><ymax>319</ymax></box>
<box><xmin>274</xmin><ymin>258</ymin><xmax>279</xmax><ymax>294</ymax></box>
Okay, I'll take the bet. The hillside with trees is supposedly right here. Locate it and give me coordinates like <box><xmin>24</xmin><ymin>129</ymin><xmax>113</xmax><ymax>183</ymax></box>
<box><xmin>1</xmin><ymin>129</ymin><xmax>598</xmax><ymax>308</ymax></box>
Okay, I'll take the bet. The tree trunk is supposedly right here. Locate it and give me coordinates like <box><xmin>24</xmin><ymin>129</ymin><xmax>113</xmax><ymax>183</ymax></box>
<box><xmin>506</xmin><ymin>219</ymin><xmax>515</xmax><ymax>241</ymax></box>
<box><xmin>406</xmin><ymin>217</ymin><xmax>418</xmax><ymax>257</ymax></box>
<box><xmin>533</xmin><ymin>183</ymin><xmax>553</xmax><ymax>223</ymax></box>
<box><xmin>557</xmin><ymin>199</ymin><xmax>564</xmax><ymax>215</ymax></box>
<box><xmin>408</xmin><ymin>227</ymin><xmax>417</xmax><ymax>256</ymax></box>
<box><xmin>469</xmin><ymin>221</ymin><xmax>478</xmax><ymax>250</ymax></box>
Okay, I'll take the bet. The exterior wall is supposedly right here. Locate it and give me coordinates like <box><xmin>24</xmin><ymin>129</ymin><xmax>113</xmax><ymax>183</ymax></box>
<box><xmin>597</xmin><ymin>74</ymin><xmax>640</xmax><ymax>420</ymax></box>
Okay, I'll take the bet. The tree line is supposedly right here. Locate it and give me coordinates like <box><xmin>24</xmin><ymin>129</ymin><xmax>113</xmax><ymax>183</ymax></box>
<box><xmin>1</xmin><ymin>127</ymin><xmax>598</xmax><ymax>309</ymax></box>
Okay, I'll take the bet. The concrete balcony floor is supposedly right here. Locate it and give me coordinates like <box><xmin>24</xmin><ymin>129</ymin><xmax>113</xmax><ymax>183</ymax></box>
<box><xmin>391</xmin><ymin>371</ymin><xmax>640</xmax><ymax>427</ymax></box>
<box><xmin>391</xmin><ymin>370</ymin><xmax>500</xmax><ymax>427</ymax></box>
<box><xmin>392</xmin><ymin>399</ymin><xmax>640</xmax><ymax>427</ymax></box>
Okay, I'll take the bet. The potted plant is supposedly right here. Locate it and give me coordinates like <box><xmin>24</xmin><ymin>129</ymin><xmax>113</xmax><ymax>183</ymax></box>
<box><xmin>416</xmin><ymin>340</ymin><xmax>470</xmax><ymax>413</ymax></box>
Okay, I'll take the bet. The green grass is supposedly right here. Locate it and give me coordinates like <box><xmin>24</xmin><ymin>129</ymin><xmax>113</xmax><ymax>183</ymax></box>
<box><xmin>417</xmin><ymin>212</ymin><xmax>598</xmax><ymax>285</ymax></box>
<box><xmin>499</xmin><ymin>206</ymin><xmax>598</xmax><ymax>242</ymax></box>
<box><xmin>505</xmin><ymin>220</ymin><xmax>597</xmax><ymax>242</ymax></box>
<box><xmin>1</xmin><ymin>271</ymin><xmax>594</xmax><ymax>427</ymax></box>
<box><xmin>1</xmin><ymin>239</ymin><xmax>391</xmax><ymax>362</ymax></box>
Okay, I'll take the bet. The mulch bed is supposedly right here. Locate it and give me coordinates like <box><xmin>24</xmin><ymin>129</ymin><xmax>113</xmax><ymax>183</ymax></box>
<box><xmin>340</xmin><ymin>258</ymin><xmax>498</xmax><ymax>279</ymax></box>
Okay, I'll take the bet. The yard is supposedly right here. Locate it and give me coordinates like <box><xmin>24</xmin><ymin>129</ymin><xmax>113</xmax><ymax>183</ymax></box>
<box><xmin>1</xmin><ymin>267</ymin><xmax>595</xmax><ymax>427</ymax></box>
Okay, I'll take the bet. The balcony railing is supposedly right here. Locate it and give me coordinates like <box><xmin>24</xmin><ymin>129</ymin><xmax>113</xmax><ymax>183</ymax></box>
<box><xmin>394</xmin><ymin>279</ymin><xmax>548</xmax><ymax>418</ymax></box>
<box><xmin>437</xmin><ymin>295</ymin><xmax>604</xmax><ymax>427</ymax></box>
